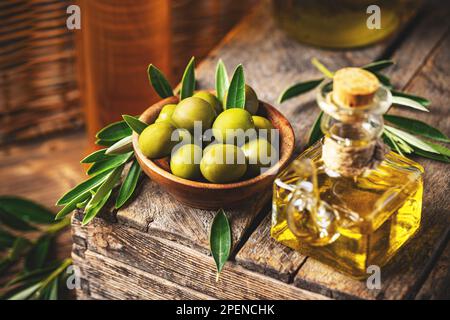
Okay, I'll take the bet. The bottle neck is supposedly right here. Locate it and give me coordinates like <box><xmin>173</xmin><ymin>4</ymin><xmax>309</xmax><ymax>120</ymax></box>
<box><xmin>316</xmin><ymin>81</ymin><xmax>391</xmax><ymax>177</ymax></box>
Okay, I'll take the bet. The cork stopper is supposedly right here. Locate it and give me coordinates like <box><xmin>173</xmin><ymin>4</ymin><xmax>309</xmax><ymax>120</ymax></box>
<box><xmin>332</xmin><ymin>68</ymin><xmax>380</xmax><ymax>107</ymax></box>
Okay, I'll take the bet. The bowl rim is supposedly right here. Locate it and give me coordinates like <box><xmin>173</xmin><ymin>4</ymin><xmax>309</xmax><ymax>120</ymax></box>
<box><xmin>132</xmin><ymin>94</ymin><xmax>295</xmax><ymax>190</ymax></box>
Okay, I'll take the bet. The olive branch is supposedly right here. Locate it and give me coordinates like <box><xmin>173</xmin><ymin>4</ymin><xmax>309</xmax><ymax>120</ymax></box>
<box><xmin>0</xmin><ymin>196</ymin><xmax>71</xmax><ymax>300</ymax></box>
<box><xmin>278</xmin><ymin>59</ymin><xmax>450</xmax><ymax>163</ymax></box>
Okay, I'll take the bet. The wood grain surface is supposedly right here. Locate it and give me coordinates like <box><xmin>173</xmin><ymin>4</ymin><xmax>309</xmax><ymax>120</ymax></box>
<box><xmin>71</xmin><ymin>0</ymin><xmax>450</xmax><ymax>300</ymax></box>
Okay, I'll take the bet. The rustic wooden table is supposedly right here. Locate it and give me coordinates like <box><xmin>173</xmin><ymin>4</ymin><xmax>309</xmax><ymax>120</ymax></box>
<box><xmin>72</xmin><ymin>1</ymin><xmax>450</xmax><ymax>300</ymax></box>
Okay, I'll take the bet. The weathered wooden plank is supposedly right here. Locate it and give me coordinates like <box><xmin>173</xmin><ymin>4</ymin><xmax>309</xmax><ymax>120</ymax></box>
<box><xmin>78</xmin><ymin>216</ymin><xmax>329</xmax><ymax>300</ymax></box>
<box><xmin>236</xmin><ymin>215</ymin><xmax>307</xmax><ymax>283</ymax></box>
<box><xmin>72</xmin><ymin>244</ymin><xmax>91</xmax><ymax>299</ymax></box>
<box><xmin>376</xmin><ymin>31</ymin><xmax>450</xmax><ymax>299</ymax></box>
<box><xmin>117</xmin><ymin>179</ymin><xmax>271</xmax><ymax>255</ymax></box>
<box><xmin>294</xmin><ymin>23</ymin><xmax>450</xmax><ymax>300</ymax></box>
<box><xmin>385</xmin><ymin>1</ymin><xmax>450</xmax><ymax>89</ymax></box>
<box><xmin>415</xmin><ymin>238</ymin><xmax>450</xmax><ymax>300</ymax></box>
<box><xmin>84</xmin><ymin>251</ymin><xmax>216</xmax><ymax>300</ymax></box>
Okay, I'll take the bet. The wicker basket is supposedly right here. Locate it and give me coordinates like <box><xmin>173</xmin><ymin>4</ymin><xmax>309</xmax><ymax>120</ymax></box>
<box><xmin>0</xmin><ymin>0</ymin><xmax>81</xmax><ymax>145</ymax></box>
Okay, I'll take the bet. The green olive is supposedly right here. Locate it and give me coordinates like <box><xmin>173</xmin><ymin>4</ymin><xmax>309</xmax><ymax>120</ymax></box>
<box><xmin>138</xmin><ymin>122</ymin><xmax>177</xmax><ymax>159</ymax></box>
<box><xmin>252</xmin><ymin>115</ymin><xmax>275</xmax><ymax>141</ymax></box>
<box><xmin>171</xmin><ymin>97</ymin><xmax>216</xmax><ymax>133</ymax></box>
<box><xmin>170</xmin><ymin>144</ymin><xmax>203</xmax><ymax>180</ymax></box>
<box><xmin>155</xmin><ymin>104</ymin><xmax>176</xmax><ymax>125</ymax></box>
<box><xmin>200</xmin><ymin>144</ymin><xmax>247</xmax><ymax>183</ymax></box>
<box><xmin>224</xmin><ymin>85</ymin><xmax>259</xmax><ymax>115</ymax></box>
<box><xmin>212</xmin><ymin>108</ymin><xmax>255</xmax><ymax>145</ymax></box>
<box><xmin>193</xmin><ymin>91</ymin><xmax>222</xmax><ymax>116</ymax></box>
<box><xmin>241</xmin><ymin>138</ymin><xmax>277</xmax><ymax>177</ymax></box>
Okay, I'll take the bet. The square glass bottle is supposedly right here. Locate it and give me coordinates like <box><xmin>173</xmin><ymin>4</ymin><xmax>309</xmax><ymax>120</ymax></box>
<box><xmin>271</xmin><ymin>68</ymin><xmax>423</xmax><ymax>278</ymax></box>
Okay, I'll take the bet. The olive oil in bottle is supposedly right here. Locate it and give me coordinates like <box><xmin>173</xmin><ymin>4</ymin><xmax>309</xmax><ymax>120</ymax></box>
<box><xmin>271</xmin><ymin>68</ymin><xmax>423</xmax><ymax>278</ymax></box>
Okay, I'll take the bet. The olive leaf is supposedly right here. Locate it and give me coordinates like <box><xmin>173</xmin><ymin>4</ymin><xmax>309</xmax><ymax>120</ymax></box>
<box><xmin>123</xmin><ymin>115</ymin><xmax>148</xmax><ymax>134</ymax></box>
<box><xmin>0</xmin><ymin>196</ymin><xmax>54</xmax><ymax>224</ymax></box>
<box><xmin>6</xmin><ymin>263</ymin><xmax>57</xmax><ymax>287</ymax></box>
<box><xmin>180</xmin><ymin>56</ymin><xmax>196</xmax><ymax>100</ymax></box>
<box><xmin>8</xmin><ymin>282</ymin><xmax>42</xmax><ymax>300</ymax></box>
<box><xmin>372</xmin><ymin>71</ymin><xmax>393</xmax><ymax>88</ymax></box>
<box><xmin>215</xmin><ymin>59</ymin><xmax>229</xmax><ymax>103</ymax></box>
<box><xmin>362</xmin><ymin>60</ymin><xmax>395</xmax><ymax>72</ymax></box>
<box><xmin>82</xmin><ymin>190</ymin><xmax>112</xmax><ymax>225</ymax></box>
<box><xmin>278</xmin><ymin>79</ymin><xmax>323</xmax><ymax>104</ymax></box>
<box><xmin>80</xmin><ymin>149</ymin><xmax>110</xmax><ymax>164</ymax></box>
<box><xmin>391</xmin><ymin>90</ymin><xmax>430</xmax><ymax>107</ymax></box>
<box><xmin>413</xmin><ymin>148</ymin><xmax>450</xmax><ymax>163</ymax></box>
<box><xmin>105</xmin><ymin>135</ymin><xmax>133</xmax><ymax>155</ymax></box>
<box><xmin>95</xmin><ymin>139</ymin><xmax>116</xmax><ymax>147</ymax></box>
<box><xmin>308</xmin><ymin>111</ymin><xmax>324</xmax><ymax>146</ymax></box>
<box><xmin>45</xmin><ymin>278</ymin><xmax>59</xmax><ymax>300</ymax></box>
<box><xmin>0</xmin><ymin>237</ymin><xmax>31</xmax><ymax>274</ymax></box>
<box><xmin>209</xmin><ymin>209</ymin><xmax>231</xmax><ymax>280</ymax></box>
<box><xmin>86</xmin><ymin>152</ymin><xmax>132</xmax><ymax>176</ymax></box>
<box><xmin>225</xmin><ymin>64</ymin><xmax>245</xmax><ymax>109</ymax></box>
<box><xmin>391</xmin><ymin>96</ymin><xmax>429</xmax><ymax>112</ymax></box>
<box><xmin>6</xmin><ymin>258</ymin><xmax>72</xmax><ymax>300</ymax></box>
<box><xmin>147</xmin><ymin>64</ymin><xmax>174</xmax><ymax>98</ymax></box>
<box><xmin>384</xmin><ymin>132</ymin><xmax>404</xmax><ymax>156</ymax></box>
<box><xmin>0</xmin><ymin>227</ymin><xmax>15</xmax><ymax>249</ymax></box>
<box><xmin>0</xmin><ymin>209</ymin><xmax>36</xmax><ymax>231</ymax></box>
<box><xmin>56</xmin><ymin>170</ymin><xmax>111</xmax><ymax>206</ymax></box>
<box><xmin>115</xmin><ymin>160</ymin><xmax>142</xmax><ymax>209</ymax></box>
<box><xmin>425</xmin><ymin>141</ymin><xmax>450</xmax><ymax>157</ymax></box>
<box><xmin>384</xmin><ymin>125</ymin><xmax>439</xmax><ymax>154</ymax></box>
<box><xmin>88</xmin><ymin>165</ymin><xmax>124</xmax><ymax>209</ymax></box>
<box><xmin>25</xmin><ymin>234</ymin><xmax>52</xmax><ymax>272</ymax></box>
<box><xmin>384</xmin><ymin>114</ymin><xmax>449</xmax><ymax>143</ymax></box>
<box><xmin>76</xmin><ymin>198</ymin><xmax>90</xmax><ymax>209</ymax></box>
<box><xmin>384</xmin><ymin>131</ymin><xmax>413</xmax><ymax>155</ymax></box>
<box><xmin>35</xmin><ymin>259</ymin><xmax>72</xmax><ymax>297</ymax></box>
<box><xmin>55</xmin><ymin>190</ymin><xmax>92</xmax><ymax>221</ymax></box>
<box><xmin>95</xmin><ymin>120</ymin><xmax>132</xmax><ymax>142</ymax></box>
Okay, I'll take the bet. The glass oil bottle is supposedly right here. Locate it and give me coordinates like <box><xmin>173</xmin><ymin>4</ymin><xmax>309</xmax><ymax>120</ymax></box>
<box><xmin>271</xmin><ymin>68</ymin><xmax>423</xmax><ymax>278</ymax></box>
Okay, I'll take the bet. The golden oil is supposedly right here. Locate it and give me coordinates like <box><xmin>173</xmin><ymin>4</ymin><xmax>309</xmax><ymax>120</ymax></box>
<box><xmin>271</xmin><ymin>73</ymin><xmax>423</xmax><ymax>278</ymax></box>
<box><xmin>272</xmin><ymin>0</ymin><xmax>421</xmax><ymax>48</ymax></box>
<box><xmin>272</xmin><ymin>142</ymin><xmax>423</xmax><ymax>278</ymax></box>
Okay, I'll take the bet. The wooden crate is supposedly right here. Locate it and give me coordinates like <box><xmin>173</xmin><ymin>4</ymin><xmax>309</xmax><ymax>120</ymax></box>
<box><xmin>71</xmin><ymin>1</ymin><xmax>450</xmax><ymax>300</ymax></box>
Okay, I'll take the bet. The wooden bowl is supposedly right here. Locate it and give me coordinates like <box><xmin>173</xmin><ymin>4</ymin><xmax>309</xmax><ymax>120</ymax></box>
<box><xmin>132</xmin><ymin>94</ymin><xmax>295</xmax><ymax>209</ymax></box>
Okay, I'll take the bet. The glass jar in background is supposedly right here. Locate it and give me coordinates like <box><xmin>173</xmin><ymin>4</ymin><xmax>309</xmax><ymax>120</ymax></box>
<box><xmin>272</xmin><ymin>0</ymin><xmax>421</xmax><ymax>49</ymax></box>
<box><xmin>76</xmin><ymin>0</ymin><xmax>171</xmax><ymax>146</ymax></box>
<box><xmin>76</xmin><ymin>0</ymin><xmax>256</xmax><ymax>147</ymax></box>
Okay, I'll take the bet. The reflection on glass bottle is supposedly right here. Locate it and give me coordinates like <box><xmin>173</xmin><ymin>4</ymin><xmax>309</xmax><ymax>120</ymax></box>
<box><xmin>272</xmin><ymin>68</ymin><xmax>423</xmax><ymax>278</ymax></box>
<box><xmin>272</xmin><ymin>0</ymin><xmax>421</xmax><ymax>48</ymax></box>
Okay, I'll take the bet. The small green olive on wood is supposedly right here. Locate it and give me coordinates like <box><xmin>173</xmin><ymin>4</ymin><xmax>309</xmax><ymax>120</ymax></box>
<box><xmin>200</xmin><ymin>144</ymin><xmax>247</xmax><ymax>183</ymax></box>
<box><xmin>212</xmin><ymin>108</ymin><xmax>255</xmax><ymax>145</ymax></box>
<box><xmin>171</xmin><ymin>97</ymin><xmax>216</xmax><ymax>133</ymax></box>
<box><xmin>241</xmin><ymin>138</ymin><xmax>277</xmax><ymax>177</ymax></box>
<box><xmin>193</xmin><ymin>91</ymin><xmax>222</xmax><ymax>116</ymax></box>
<box><xmin>155</xmin><ymin>104</ymin><xmax>176</xmax><ymax>125</ymax></box>
<box><xmin>170</xmin><ymin>144</ymin><xmax>203</xmax><ymax>180</ymax></box>
<box><xmin>138</xmin><ymin>122</ymin><xmax>177</xmax><ymax>159</ymax></box>
<box><xmin>224</xmin><ymin>85</ymin><xmax>259</xmax><ymax>115</ymax></box>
